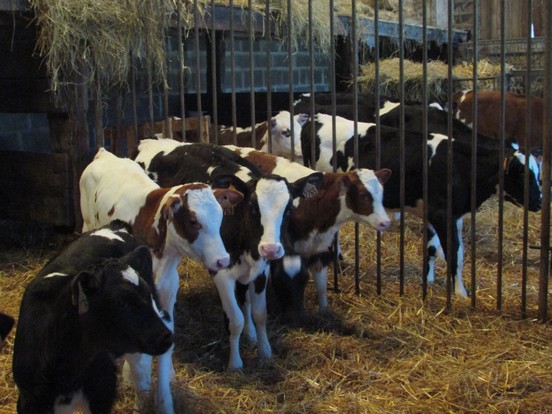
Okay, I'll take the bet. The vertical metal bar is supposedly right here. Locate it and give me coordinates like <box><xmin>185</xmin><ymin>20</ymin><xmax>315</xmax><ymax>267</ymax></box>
<box><xmin>398</xmin><ymin>0</ymin><xmax>405</xmax><ymax>297</ymax></box>
<box><xmin>147</xmin><ymin>67</ymin><xmax>154</xmax><ymax>136</ymax></box>
<box><xmin>210</xmin><ymin>0</ymin><xmax>218</xmax><ymax>144</ymax></box>
<box><xmin>374</xmin><ymin>0</ymin><xmax>382</xmax><ymax>296</ymax></box>
<box><xmin>470</xmin><ymin>0</ymin><xmax>479</xmax><ymax>307</ymax></box>
<box><xmin>249</xmin><ymin>0</ymin><xmax>256</xmax><ymax>147</ymax></box>
<box><xmin>229</xmin><ymin>0</ymin><xmax>237</xmax><ymax>143</ymax></box>
<box><xmin>446</xmin><ymin>0</ymin><xmax>454</xmax><ymax>310</ymax></box>
<box><xmin>308</xmin><ymin>0</ymin><xmax>316</xmax><ymax>168</ymax></box>
<box><xmin>538</xmin><ymin>1</ymin><xmax>552</xmax><ymax>322</ymax></box>
<box><xmin>178</xmin><ymin>1</ymin><xmax>186</xmax><ymax>139</ymax></box>
<box><xmin>194</xmin><ymin>0</ymin><xmax>203</xmax><ymax>141</ymax></box>
<box><xmin>131</xmin><ymin>55</ymin><xmax>138</xmax><ymax>147</ymax></box>
<box><xmin>496</xmin><ymin>0</ymin><xmax>506</xmax><ymax>311</ymax></box>
<box><xmin>421</xmin><ymin>0</ymin><xmax>429</xmax><ymax>300</ymax></box>
<box><xmin>265</xmin><ymin>0</ymin><xmax>272</xmax><ymax>152</ymax></box>
<box><xmin>287</xmin><ymin>0</ymin><xmax>296</xmax><ymax>161</ymax></box>
<box><xmin>329</xmin><ymin>0</ymin><xmax>339</xmax><ymax>292</ymax></box>
<box><xmin>351</xmin><ymin>0</ymin><xmax>361</xmax><ymax>296</ymax></box>
<box><xmin>94</xmin><ymin>72</ymin><xmax>104</xmax><ymax>149</ymax></box>
<box><xmin>163</xmin><ymin>37</ymin><xmax>171</xmax><ymax>139</ymax></box>
<box><xmin>521</xmin><ymin>0</ymin><xmax>533</xmax><ymax>319</ymax></box>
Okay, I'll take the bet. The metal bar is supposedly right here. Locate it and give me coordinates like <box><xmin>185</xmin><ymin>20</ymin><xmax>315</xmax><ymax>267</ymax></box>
<box><xmin>94</xmin><ymin>71</ymin><xmax>104</xmax><ymax>150</ymax></box>
<box><xmin>351</xmin><ymin>0</ymin><xmax>361</xmax><ymax>296</ymax></box>
<box><xmin>470</xmin><ymin>0</ymin><xmax>479</xmax><ymax>307</ymax></box>
<box><xmin>210</xmin><ymin>0</ymin><xmax>219</xmax><ymax>144</ymax></box>
<box><xmin>398</xmin><ymin>0</ymin><xmax>405</xmax><ymax>297</ymax></box>
<box><xmin>249</xmin><ymin>0</ymin><xmax>256</xmax><ymax>147</ymax></box>
<box><xmin>329</xmin><ymin>0</ymin><xmax>339</xmax><ymax>292</ymax></box>
<box><xmin>446</xmin><ymin>0</ymin><xmax>454</xmax><ymax>310</ymax></box>
<box><xmin>131</xmin><ymin>55</ymin><xmax>138</xmax><ymax>148</ymax></box>
<box><xmin>147</xmin><ymin>66</ymin><xmax>154</xmax><ymax>136</ymax></box>
<box><xmin>229</xmin><ymin>0</ymin><xmax>237</xmax><ymax>144</ymax></box>
<box><xmin>421</xmin><ymin>0</ymin><xmax>428</xmax><ymax>300</ymax></box>
<box><xmin>521</xmin><ymin>0</ymin><xmax>533</xmax><ymax>319</ymax></box>
<box><xmin>308</xmin><ymin>0</ymin><xmax>316</xmax><ymax>169</ymax></box>
<box><xmin>178</xmin><ymin>1</ymin><xmax>186</xmax><ymax>138</ymax></box>
<box><xmin>374</xmin><ymin>0</ymin><xmax>382</xmax><ymax>296</ymax></box>
<box><xmin>538</xmin><ymin>0</ymin><xmax>552</xmax><ymax>322</ymax></box>
<box><xmin>265</xmin><ymin>0</ymin><xmax>272</xmax><ymax>152</ymax></box>
<box><xmin>287</xmin><ymin>0</ymin><xmax>295</xmax><ymax>160</ymax></box>
<box><xmin>497</xmin><ymin>0</ymin><xmax>506</xmax><ymax>311</ymax></box>
<box><xmin>194</xmin><ymin>0</ymin><xmax>203</xmax><ymax>141</ymax></box>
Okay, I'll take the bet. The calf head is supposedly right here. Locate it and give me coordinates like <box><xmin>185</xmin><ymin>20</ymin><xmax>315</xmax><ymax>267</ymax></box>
<box><xmin>162</xmin><ymin>183</ymin><xmax>242</xmax><ymax>271</ymax></box>
<box><xmin>341</xmin><ymin>169</ymin><xmax>393</xmax><ymax>231</ymax></box>
<box><xmin>70</xmin><ymin>245</ymin><xmax>173</xmax><ymax>356</ymax></box>
<box><xmin>503</xmin><ymin>150</ymin><xmax>542</xmax><ymax>212</ymax></box>
<box><xmin>265</xmin><ymin>111</ymin><xmax>306</xmax><ymax>158</ymax></box>
<box><xmin>256</xmin><ymin>173</ymin><xmax>324</xmax><ymax>260</ymax></box>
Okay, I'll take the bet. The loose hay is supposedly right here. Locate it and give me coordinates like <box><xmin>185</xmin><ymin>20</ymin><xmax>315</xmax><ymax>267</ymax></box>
<box><xmin>1</xmin><ymin>199</ymin><xmax>551</xmax><ymax>413</ymax></box>
<box><xmin>358</xmin><ymin>58</ymin><xmax>512</xmax><ymax>103</ymax></box>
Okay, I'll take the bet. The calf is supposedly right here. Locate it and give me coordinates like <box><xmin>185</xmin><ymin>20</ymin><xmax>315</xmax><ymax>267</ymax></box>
<box><xmin>453</xmin><ymin>90</ymin><xmax>544</xmax><ymax>155</ymax></box>
<box><xmin>134</xmin><ymin>139</ymin><xmax>323</xmax><ymax>371</ymax></box>
<box><xmin>79</xmin><ymin>149</ymin><xmax>243</xmax><ymax>414</ymax></box>
<box><xmin>12</xmin><ymin>220</ymin><xmax>173</xmax><ymax>414</ymax></box>
<box><xmin>227</xmin><ymin>146</ymin><xmax>391</xmax><ymax>321</ymax></box>
<box><xmin>301</xmin><ymin>114</ymin><xmax>542</xmax><ymax>298</ymax></box>
<box><xmin>214</xmin><ymin>110</ymin><xmax>307</xmax><ymax>158</ymax></box>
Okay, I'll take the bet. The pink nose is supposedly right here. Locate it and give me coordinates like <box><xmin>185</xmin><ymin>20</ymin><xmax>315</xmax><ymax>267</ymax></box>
<box><xmin>215</xmin><ymin>256</ymin><xmax>230</xmax><ymax>270</ymax></box>
<box><xmin>378</xmin><ymin>220</ymin><xmax>391</xmax><ymax>231</ymax></box>
<box><xmin>260</xmin><ymin>244</ymin><xmax>283</xmax><ymax>260</ymax></box>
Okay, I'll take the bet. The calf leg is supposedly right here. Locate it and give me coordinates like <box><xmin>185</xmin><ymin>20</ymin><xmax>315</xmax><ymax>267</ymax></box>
<box><xmin>213</xmin><ymin>269</ymin><xmax>244</xmax><ymax>370</ymax></box>
<box><xmin>249</xmin><ymin>270</ymin><xmax>271</xmax><ymax>360</ymax></box>
<box><xmin>311</xmin><ymin>262</ymin><xmax>329</xmax><ymax>312</ymax></box>
<box><xmin>426</xmin><ymin>224</ymin><xmax>441</xmax><ymax>284</ymax></box>
<box><xmin>429</xmin><ymin>215</ymin><xmax>468</xmax><ymax>298</ymax></box>
<box><xmin>237</xmin><ymin>282</ymin><xmax>256</xmax><ymax>345</ymax></box>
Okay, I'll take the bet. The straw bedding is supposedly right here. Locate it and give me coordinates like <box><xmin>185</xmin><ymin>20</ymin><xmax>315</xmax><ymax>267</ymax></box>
<box><xmin>0</xmin><ymin>198</ymin><xmax>551</xmax><ymax>413</ymax></box>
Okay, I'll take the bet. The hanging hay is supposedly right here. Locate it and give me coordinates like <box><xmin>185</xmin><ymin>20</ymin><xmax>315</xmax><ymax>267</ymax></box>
<box><xmin>358</xmin><ymin>58</ymin><xmax>511</xmax><ymax>102</ymax></box>
<box><xmin>29</xmin><ymin>0</ymin><xmax>176</xmax><ymax>97</ymax></box>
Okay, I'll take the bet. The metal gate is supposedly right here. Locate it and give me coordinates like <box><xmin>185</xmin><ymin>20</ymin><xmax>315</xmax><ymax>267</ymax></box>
<box><xmin>93</xmin><ymin>0</ymin><xmax>551</xmax><ymax>320</ymax></box>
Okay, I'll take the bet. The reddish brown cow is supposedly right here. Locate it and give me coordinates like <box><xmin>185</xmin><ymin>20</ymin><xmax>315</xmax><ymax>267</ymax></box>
<box><xmin>454</xmin><ymin>90</ymin><xmax>544</xmax><ymax>154</ymax></box>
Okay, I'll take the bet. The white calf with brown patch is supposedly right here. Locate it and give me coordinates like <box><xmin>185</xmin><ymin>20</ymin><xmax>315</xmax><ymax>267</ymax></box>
<box><xmin>227</xmin><ymin>146</ymin><xmax>392</xmax><ymax>321</ymax></box>
<box><xmin>215</xmin><ymin>110</ymin><xmax>307</xmax><ymax>158</ymax></box>
<box><xmin>79</xmin><ymin>148</ymin><xmax>243</xmax><ymax>414</ymax></box>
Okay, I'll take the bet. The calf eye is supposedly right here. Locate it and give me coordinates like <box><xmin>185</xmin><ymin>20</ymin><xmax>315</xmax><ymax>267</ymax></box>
<box><xmin>116</xmin><ymin>299</ymin><xmax>130</xmax><ymax>309</ymax></box>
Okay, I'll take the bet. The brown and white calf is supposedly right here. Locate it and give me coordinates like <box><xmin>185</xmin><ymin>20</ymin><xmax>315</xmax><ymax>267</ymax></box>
<box><xmin>227</xmin><ymin>146</ymin><xmax>392</xmax><ymax>321</ymax></box>
<box><xmin>215</xmin><ymin>110</ymin><xmax>307</xmax><ymax>158</ymax></box>
<box><xmin>79</xmin><ymin>148</ymin><xmax>243</xmax><ymax>414</ymax></box>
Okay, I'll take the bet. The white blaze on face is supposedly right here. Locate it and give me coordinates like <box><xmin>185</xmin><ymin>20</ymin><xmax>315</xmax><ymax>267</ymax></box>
<box><xmin>90</xmin><ymin>228</ymin><xmax>125</xmax><ymax>242</ymax></box>
<box><xmin>356</xmin><ymin>169</ymin><xmax>390</xmax><ymax>231</ymax></box>
<box><xmin>515</xmin><ymin>151</ymin><xmax>541</xmax><ymax>189</ymax></box>
<box><xmin>122</xmin><ymin>266</ymin><xmax>140</xmax><ymax>286</ymax></box>
<box><xmin>256</xmin><ymin>178</ymin><xmax>290</xmax><ymax>260</ymax></box>
<box><xmin>186</xmin><ymin>187</ymin><xmax>230</xmax><ymax>271</ymax></box>
<box><xmin>151</xmin><ymin>297</ymin><xmax>165</xmax><ymax>319</ymax></box>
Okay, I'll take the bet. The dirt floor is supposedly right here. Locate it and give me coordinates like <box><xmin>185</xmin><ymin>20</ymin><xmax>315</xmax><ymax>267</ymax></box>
<box><xmin>1</xmin><ymin>198</ymin><xmax>551</xmax><ymax>413</ymax></box>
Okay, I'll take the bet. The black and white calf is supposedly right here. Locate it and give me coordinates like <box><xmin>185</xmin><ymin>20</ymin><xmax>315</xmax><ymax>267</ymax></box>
<box><xmin>215</xmin><ymin>110</ymin><xmax>307</xmax><ymax>158</ymax></box>
<box><xmin>301</xmin><ymin>114</ymin><xmax>542</xmax><ymax>297</ymax></box>
<box><xmin>134</xmin><ymin>138</ymin><xmax>323</xmax><ymax>370</ymax></box>
<box><xmin>227</xmin><ymin>146</ymin><xmax>391</xmax><ymax>321</ymax></box>
<box><xmin>0</xmin><ymin>311</ymin><xmax>14</xmax><ymax>350</ymax></box>
<box><xmin>12</xmin><ymin>220</ymin><xmax>173</xmax><ymax>414</ymax></box>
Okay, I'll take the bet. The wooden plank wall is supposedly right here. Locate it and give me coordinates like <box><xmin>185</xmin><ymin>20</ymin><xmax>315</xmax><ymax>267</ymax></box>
<box><xmin>480</xmin><ymin>0</ymin><xmax>545</xmax><ymax>40</ymax></box>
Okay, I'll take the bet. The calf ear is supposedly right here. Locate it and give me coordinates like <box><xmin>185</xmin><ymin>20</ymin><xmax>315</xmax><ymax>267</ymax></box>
<box><xmin>375</xmin><ymin>168</ymin><xmax>392</xmax><ymax>185</ymax></box>
<box><xmin>291</xmin><ymin>172</ymin><xmax>324</xmax><ymax>199</ymax></box>
<box><xmin>213</xmin><ymin>188</ymin><xmax>244</xmax><ymax>216</ymax></box>
<box><xmin>163</xmin><ymin>195</ymin><xmax>182</xmax><ymax>220</ymax></box>
<box><xmin>71</xmin><ymin>271</ymin><xmax>99</xmax><ymax>314</ymax></box>
<box><xmin>125</xmin><ymin>245</ymin><xmax>153</xmax><ymax>281</ymax></box>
